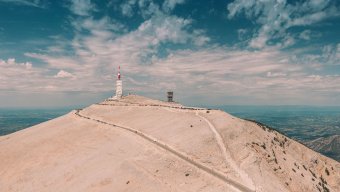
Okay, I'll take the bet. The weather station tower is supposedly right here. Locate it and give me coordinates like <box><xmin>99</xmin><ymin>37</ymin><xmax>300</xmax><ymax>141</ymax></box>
<box><xmin>115</xmin><ymin>66</ymin><xmax>123</xmax><ymax>99</ymax></box>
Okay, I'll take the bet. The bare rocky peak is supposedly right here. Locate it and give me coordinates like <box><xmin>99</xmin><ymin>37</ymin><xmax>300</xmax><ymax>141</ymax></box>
<box><xmin>0</xmin><ymin>95</ymin><xmax>339</xmax><ymax>192</ymax></box>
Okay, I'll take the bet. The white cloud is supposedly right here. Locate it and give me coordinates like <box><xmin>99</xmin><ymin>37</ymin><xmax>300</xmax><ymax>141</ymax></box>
<box><xmin>23</xmin><ymin>4</ymin><xmax>210</xmax><ymax>93</ymax></box>
<box><xmin>129</xmin><ymin>47</ymin><xmax>340</xmax><ymax>105</ymax></box>
<box><xmin>0</xmin><ymin>58</ymin><xmax>32</xmax><ymax>70</ymax></box>
<box><xmin>3</xmin><ymin>0</ymin><xmax>338</xmax><ymax>106</ymax></box>
<box><xmin>227</xmin><ymin>0</ymin><xmax>340</xmax><ymax>49</ymax></box>
<box><xmin>299</xmin><ymin>30</ymin><xmax>312</xmax><ymax>40</ymax></box>
<box><xmin>54</xmin><ymin>70</ymin><xmax>74</xmax><ymax>79</ymax></box>
<box><xmin>267</xmin><ymin>71</ymin><xmax>287</xmax><ymax>77</ymax></box>
<box><xmin>119</xmin><ymin>0</ymin><xmax>186</xmax><ymax>18</ymax></box>
<box><xmin>0</xmin><ymin>58</ymin><xmax>47</xmax><ymax>92</ymax></box>
<box><xmin>162</xmin><ymin>0</ymin><xmax>185</xmax><ymax>12</ymax></box>
<box><xmin>249</xmin><ymin>33</ymin><xmax>268</xmax><ymax>49</ymax></box>
<box><xmin>25</xmin><ymin>52</ymin><xmax>80</xmax><ymax>69</ymax></box>
<box><xmin>119</xmin><ymin>0</ymin><xmax>161</xmax><ymax>18</ymax></box>
<box><xmin>237</xmin><ymin>28</ymin><xmax>248</xmax><ymax>40</ymax></box>
<box><xmin>322</xmin><ymin>43</ymin><xmax>340</xmax><ymax>65</ymax></box>
<box><xmin>0</xmin><ymin>0</ymin><xmax>45</xmax><ymax>8</ymax></box>
<box><xmin>298</xmin><ymin>43</ymin><xmax>340</xmax><ymax>66</ymax></box>
<box><xmin>65</xmin><ymin>10</ymin><xmax>207</xmax><ymax>66</ymax></box>
<box><xmin>69</xmin><ymin>0</ymin><xmax>95</xmax><ymax>16</ymax></box>
<box><xmin>120</xmin><ymin>0</ymin><xmax>136</xmax><ymax>17</ymax></box>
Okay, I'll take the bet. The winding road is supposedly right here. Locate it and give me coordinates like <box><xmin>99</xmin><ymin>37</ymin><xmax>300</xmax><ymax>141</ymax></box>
<box><xmin>195</xmin><ymin>111</ymin><xmax>255</xmax><ymax>190</ymax></box>
<box><xmin>74</xmin><ymin>103</ymin><xmax>256</xmax><ymax>192</ymax></box>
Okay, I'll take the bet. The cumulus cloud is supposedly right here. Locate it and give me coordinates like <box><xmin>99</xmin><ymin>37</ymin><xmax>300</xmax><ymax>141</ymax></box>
<box><xmin>54</xmin><ymin>70</ymin><xmax>74</xmax><ymax>79</ymax></box>
<box><xmin>22</xmin><ymin>1</ymin><xmax>340</xmax><ymax>104</ymax></box>
<box><xmin>3</xmin><ymin>0</ymin><xmax>338</xmax><ymax>106</ymax></box>
<box><xmin>128</xmin><ymin>47</ymin><xmax>340</xmax><ymax>105</ymax></box>
<box><xmin>227</xmin><ymin>0</ymin><xmax>340</xmax><ymax>49</ymax></box>
<box><xmin>0</xmin><ymin>58</ymin><xmax>45</xmax><ymax>92</ymax></box>
<box><xmin>22</xmin><ymin>0</ymin><xmax>208</xmax><ymax>95</ymax></box>
<box><xmin>0</xmin><ymin>58</ymin><xmax>32</xmax><ymax>69</ymax></box>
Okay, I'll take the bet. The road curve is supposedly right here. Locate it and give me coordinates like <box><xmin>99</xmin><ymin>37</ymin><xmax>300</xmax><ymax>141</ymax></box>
<box><xmin>196</xmin><ymin>111</ymin><xmax>255</xmax><ymax>190</ymax></box>
<box><xmin>75</xmin><ymin>109</ymin><xmax>255</xmax><ymax>192</ymax></box>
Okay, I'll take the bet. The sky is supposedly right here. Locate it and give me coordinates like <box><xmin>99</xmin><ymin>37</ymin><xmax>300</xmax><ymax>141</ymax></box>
<box><xmin>0</xmin><ymin>0</ymin><xmax>339</xmax><ymax>108</ymax></box>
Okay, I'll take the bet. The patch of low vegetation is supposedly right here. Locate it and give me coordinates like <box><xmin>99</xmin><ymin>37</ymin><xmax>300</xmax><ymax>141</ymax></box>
<box><xmin>317</xmin><ymin>186</ymin><xmax>321</xmax><ymax>192</ymax></box>
<box><xmin>320</xmin><ymin>176</ymin><xmax>327</xmax><ymax>185</ymax></box>
<box><xmin>319</xmin><ymin>176</ymin><xmax>330</xmax><ymax>192</ymax></box>
<box><xmin>272</xmin><ymin>149</ymin><xmax>278</xmax><ymax>164</ymax></box>
<box><xmin>325</xmin><ymin>168</ymin><xmax>329</xmax><ymax>176</ymax></box>
<box><xmin>303</xmin><ymin>165</ymin><xmax>307</xmax><ymax>171</ymax></box>
<box><xmin>244</xmin><ymin>119</ymin><xmax>288</xmax><ymax>135</ymax></box>
<box><xmin>322</xmin><ymin>185</ymin><xmax>330</xmax><ymax>192</ymax></box>
<box><xmin>294</xmin><ymin>162</ymin><xmax>300</xmax><ymax>169</ymax></box>
<box><xmin>309</xmin><ymin>169</ymin><xmax>317</xmax><ymax>178</ymax></box>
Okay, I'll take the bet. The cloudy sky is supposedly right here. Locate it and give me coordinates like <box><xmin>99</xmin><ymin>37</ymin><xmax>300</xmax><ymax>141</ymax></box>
<box><xmin>0</xmin><ymin>0</ymin><xmax>339</xmax><ymax>108</ymax></box>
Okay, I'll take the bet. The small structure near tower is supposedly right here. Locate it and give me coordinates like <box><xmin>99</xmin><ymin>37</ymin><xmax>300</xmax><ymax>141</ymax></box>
<box><xmin>167</xmin><ymin>91</ymin><xmax>173</xmax><ymax>102</ymax></box>
<box><xmin>115</xmin><ymin>66</ymin><xmax>123</xmax><ymax>99</ymax></box>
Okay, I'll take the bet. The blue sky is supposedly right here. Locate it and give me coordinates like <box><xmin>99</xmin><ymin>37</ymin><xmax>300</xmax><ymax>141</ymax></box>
<box><xmin>0</xmin><ymin>0</ymin><xmax>339</xmax><ymax>108</ymax></box>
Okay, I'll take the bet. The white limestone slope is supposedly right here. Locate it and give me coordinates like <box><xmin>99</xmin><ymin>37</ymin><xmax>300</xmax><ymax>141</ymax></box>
<box><xmin>0</xmin><ymin>95</ymin><xmax>339</xmax><ymax>192</ymax></box>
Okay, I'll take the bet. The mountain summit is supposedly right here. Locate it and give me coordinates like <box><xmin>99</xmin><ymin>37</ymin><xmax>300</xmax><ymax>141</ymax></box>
<box><xmin>0</xmin><ymin>95</ymin><xmax>339</xmax><ymax>192</ymax></box>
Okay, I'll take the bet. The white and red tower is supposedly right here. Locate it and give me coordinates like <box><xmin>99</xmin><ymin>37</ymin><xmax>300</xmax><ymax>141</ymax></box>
<box><xmin>115</xmin><ymin>66</ymin><xmax>123</xmax><ymax>98</ymax></box>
